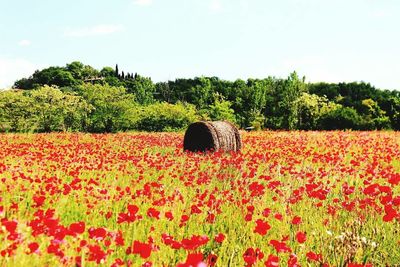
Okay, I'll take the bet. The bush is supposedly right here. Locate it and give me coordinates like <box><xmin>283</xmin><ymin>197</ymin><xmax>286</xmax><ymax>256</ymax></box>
<box><xmin>371</xmin><ymin>116</ymin><xmax>392</xmax><ymax>130</ymax></box>
<box><xmin>206</xmin><ymin>95</ymin><xmax>236</xmax><ymax>123</ymax></box>
<box><xmin>0</xmin><ymin>90</ymin><xmax>36</xmax><ymax>132</ymax></box>
<box><xmin>77</xmin><ymin>83</ymin><xmax>136</xmax><ymax>132</ymax></box>
<box><xmin>318</xmin><ymin>107</ymin><xmax>364</xmax><ymax>130</ymax></box>
<box><xmin>135</xmin><ymin>102</ymin><xmax>198</xmax><ymax>132</ymax></box>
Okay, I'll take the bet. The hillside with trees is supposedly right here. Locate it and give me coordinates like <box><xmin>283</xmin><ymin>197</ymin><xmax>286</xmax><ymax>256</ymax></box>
<box><xmin>1</xmin><ymin>61</ymin><xmax>399</xmax><ymax>132</ymax></box>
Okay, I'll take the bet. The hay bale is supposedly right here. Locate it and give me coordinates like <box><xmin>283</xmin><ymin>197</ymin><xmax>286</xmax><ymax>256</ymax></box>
<box><xmin>183</xmin><ymin>121</ymin><xmax>241</xmax><ymax>152</ymax></box>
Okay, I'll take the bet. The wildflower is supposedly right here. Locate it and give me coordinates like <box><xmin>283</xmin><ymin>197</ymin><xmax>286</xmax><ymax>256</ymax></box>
<box><xmin>295</xmin><ymin>231</ymin><xmax>306</xmax><ymax>243</ymax></box>
<box><xmin>306</xmin><ymin>251</ymin><xmax>323</xmax><ymax>262</ymax></box>
<box><xmin>254</xmin><ymin>219</ymin><xmax>271</xmax><ymax>236</ymax></box>
<box><xmin>265</xmin><ymin>254</ymin><xmax>279</xmax><ymax>267</ymax></box>
<box><xmin>269</xmin><ymin>240</ymin><xmax>292</xmax><ymax>253</ymax></box>
<box><xmin>291</xmin><ymin>216</ymin><xmax>302</xmax><ymax>225</ymax></box>
<box><xmin>132</xmin><ymin>240</ymin><xmax>152</xmax><ymax>259</ymax></box>
<box><xmin>243</xmin><ymin>248</ymin><xmax>264</xmax><ymax>266</ymax></box>
<box><xmin>214</xmin><ymin>233</ymin><xmax>225</xmax><ymax>243</ymax></box>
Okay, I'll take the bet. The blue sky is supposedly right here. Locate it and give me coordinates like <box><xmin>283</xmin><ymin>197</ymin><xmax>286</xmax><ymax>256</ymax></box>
<box><xmin>1</xmin><ymin>0</ymin><xmax>399</xmax><ymax>89</ymax></box>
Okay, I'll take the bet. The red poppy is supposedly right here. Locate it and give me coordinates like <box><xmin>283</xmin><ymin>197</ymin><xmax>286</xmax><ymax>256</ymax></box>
<box><xmin>69</xmin><ymin>221</ymin><xmax>85</xmax><ymax>236</ymax></box>
<box><xmin>295</xmin><ymin>231</ymin><xmax>306</xmax><ymax>243</ymax></box>
<box><xmin>243</xmin><ymin>247</ymin><xmax>264</xmax><ymax>266</ymax></box>
<box><xmin>264</xmin><ymin>254</ymin><xmax>279</xmax><ymax>267</ymax></box>
<box><xmin>88</xmin><ymin>227</ymin><xmax>107</xmax><ymax>240</ymax></box>
<box><xmin>207</xmin><ymin>253</ymin><xmax>218</xmax><ymax>266</ymax></box>
<box><xmin>132</xmin><ymin>240</ymin><xmax>152</xmax><ymax>259</ymax></box>
<box><xmin>306</xmin><ymin>251</ymin><xmax>323</xmax><ymax>262</ymax></box>
<box><xmin>254</xmin><ymin>219</ymin><xmax>271</xmax><ymax>236</ymax></box>
<box><xmin>291</xmin><ymin>216</ymin><xmax>302</xmax><ymax>225</ymax></box>
<box><xmin>269</xmin><ymin>240</ymin><xmax>292</xmax><ymax>253</ymax></box>
<box><xmin>177</xmin><ymin>253</ymin><xmax>205</xmax><ymax>267</ymax></box>
<box><xmin>214</xmin><ymin>233</ymin><xmax>225</xmax><ymax>243</ymax></box>
<box><xmin>147</xmin><ymin>208</ymin><xmax>160</xmax><ymax>219</ymax></box>
<box><xmin>28</xmin><ymin>242</ymin><xmax>39</xmax><ymax>254</ymax></box>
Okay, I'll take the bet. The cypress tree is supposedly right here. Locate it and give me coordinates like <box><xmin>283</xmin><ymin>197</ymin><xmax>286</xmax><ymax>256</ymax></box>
<box><xmin>115</xmin><ymin>64</ymin><xmax>119</xmax><ymax>77</ymax></box>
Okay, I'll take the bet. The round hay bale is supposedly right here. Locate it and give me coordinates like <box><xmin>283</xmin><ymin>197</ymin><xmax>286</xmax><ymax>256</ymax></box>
<box><xmin>183</xmin><ymin>121</ymin><xmax>241</xmax><ymax>152</ymax></box>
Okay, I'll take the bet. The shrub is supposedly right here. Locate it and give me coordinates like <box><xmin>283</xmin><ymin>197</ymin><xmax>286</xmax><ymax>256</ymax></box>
<box><xmin>77</xmin><ymin>83</ymin><xmax>136</xmax><ymax>132</ymax></box>
<box><xmin>317</xmin><ymin>106</ymin><xmax>364</xmax><ymax>130</ymax></box>
<box><xmin>0</xmin><ymin>89</ymin><xmax>36</xmax><ymax>132</ymax></box>
<box><xmin>135</xmin><ymin>102</ymin><xmax>198</xmax><ymax>132</ymax></box>
<box><xmin>198</xmin><ymin>94</ymin><xmax>237</xmax><ymax>124</ymax></box>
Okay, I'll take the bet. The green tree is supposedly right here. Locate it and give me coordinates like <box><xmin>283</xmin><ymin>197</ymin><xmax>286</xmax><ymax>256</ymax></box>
<box><xmin>66</xmin><ymin>61</ymin><xmax>99</xmax><ymax>80</ymax></box>
<box><xmin>0</xmin><ymin>90</ymin><xmax>34</xmax><ymax>132</ymax></box>
<box><xmin>155</xmin><ymin>82</ymin><xmax>173</xmax><ymax>103</ymax></box>
<box><xmin>125</xmin><ymin>74</ymin><xmax>155</xmax><ymax>105</ymax></box>
<box><xmin>200</xmin><ymin>93</ymin><xmax>236</xmax><ymax>123</ymax></box>
<box><xmin>189</xmin><ymin>77</ymin><xmax>213</xmax><ymax>109</ymax></box>
<box><xmin>28</xmin><ymin>86</ymin><xmax>91</xmax><ymax>132</ymax></box>
<box><xmin>318</xmin><ymin>106</ymin><xmax>364</xmax><ymax>130</ymax></box>
<box><xmin>294</xmin><ymin>93</ymin><xmax>341</xmax><ymax>130</ymax></box>
<box><xmin>386</xmin><ymin>96</ymin><xmax>400</xmax><ymax>130</ymax></box>
<box><xmin>229</xmin><ymin>79</ymin><xmax>247</xmax><ymax>127</ymax></box>
<box><xmin>136</xmin><ymin>102</ymin><xmax>198</xmax><ymax>132</ymax></box>
<box><xmin>100</xmin><ymin>67</ymin><xmax>115</xmax><ymax>77</ymax></box>
<box><xmin>279</xmin><ymin>72</ymin><xmax>308</xmax><ymax>129</ymax></box>
<box><xmin>14</xmin><ymin>78</ymin><xmax>33</xmax><ymax>89</ymax></box>
<box><xmin>31</xmin><ymin>67</ymin><xmax>78</xmax><ymax>88</ymax></box>
<box><xmin>360</xmin><ymin>98</ymin><xmax>391</xmax><ymax>129</ymax></box>
<box><xmin>309</xmin><ymin>82</ymin><xmax>340</xmax><ymax>100</ymax></box>
<box><xmin>77</xmin><ymin>83</ymin><xmax>137</xmax><ymax>132</ymax></box>
<box><xmin>61</xmin><ymin>93</ymin><xmax>93</xmax><ymax>131</ymax></box>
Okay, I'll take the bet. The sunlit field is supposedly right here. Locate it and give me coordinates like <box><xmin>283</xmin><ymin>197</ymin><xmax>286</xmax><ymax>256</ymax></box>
<box><xmin>1</xmin><ymin>131</ymin><xmax>399</xmax><ymax>266</ymax></box>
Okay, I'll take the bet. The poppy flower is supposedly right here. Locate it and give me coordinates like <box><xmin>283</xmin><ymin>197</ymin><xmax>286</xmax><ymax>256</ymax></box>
<box><xmin>295</xmin><ymin>231</ymin><xmax>306</xmax><ymax>243</ymax></box>
<box><xmin>132</xmin><ymin>240</ymin><xmax>152</xmax><ymax>259</ymax></box>
<box><xmin>214</xmin><ymin>233</ymin><xmax>225</xmax><ymax>243</ymax></box>
<box><xmin>291</xmin><ymin>216</ymin><xmax>302</xmax><ymax>225</ymax></box>
<box><xmin>306</xmin><ymin>251</ymin><xmax>323</xmax><ymax>262</ymax></box>
<box><xmin>88</xmin><ymin>227</ymin><xmax>107</xmax><ymax>241</ymax></box>
<box><xmin>177</xmin><ymin>253</ymin><xmax>205</xmax><ymax>267</ymax></box>
<box><xmin>28</xmin><ymin>242</ymin><xmax>39</xmax><ymax>254</ymax></box>
<box><xmin>69</xmin><ymin>221</ymin><xmax>85</xmax><ymax>236</ymax></box>
<box><xmin>254</xmin><ymin>219</ymin><xmax>271</xmax><ymax>236</ymax></box>
<box><xmin>269</xmin><ymin>240</ymin><xmax>292</xmax><ymax>253</ymax></box>
<box><xmin>243</xmin><ymin>248</ymin><xmax>264</xmax><ymax>266</ymax></box>
<box><xmin>265</xmin><ymin>254</ymin><xmax>279</xmax><ymax>267</ymax></box>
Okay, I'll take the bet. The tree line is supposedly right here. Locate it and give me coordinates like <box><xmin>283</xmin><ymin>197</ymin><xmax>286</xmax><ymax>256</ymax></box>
<box><xmin>1</xmin><ymin>61</ymin><xmax>399</xmax><ymax>132</ymax></box>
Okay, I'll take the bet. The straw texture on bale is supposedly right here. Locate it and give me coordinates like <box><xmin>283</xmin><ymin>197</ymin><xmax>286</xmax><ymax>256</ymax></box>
<box><xmin>183</xmin><ymin>121</ymin><xmax>241</xmax><ymax>152</ymax></box>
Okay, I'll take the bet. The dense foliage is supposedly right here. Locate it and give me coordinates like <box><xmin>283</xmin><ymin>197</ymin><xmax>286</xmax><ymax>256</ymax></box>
<box><xmin>1</xmin><ymin>61</ymin><xmax>399</xmax><ymax>132</ymax></box>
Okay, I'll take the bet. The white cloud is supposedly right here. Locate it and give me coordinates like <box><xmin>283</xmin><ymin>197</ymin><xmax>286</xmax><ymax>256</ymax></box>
<box><xmin>18</xmin><ymin>40</ymin><xmax>31</xmax><ymax>47</ymax></box>
<box><xmin>133</xmin><ymin>0</ymin><xmax>153</xmax><ymax>6</ymax></box>
<box><xmin>371</xmin><ymin>10</ymin><xmax>390</xmax><ymax>18</ymax></box>
<box><xmin>0</xmin><ymin>57</ymin><xmax>39</xmax><ymax>89</ymax></box>
<box><xmin>209</xmin><ymin>0</ymin><xmax>222</xmax><ymax>12</ymax></box>
<box><xmin>64</xmin><ymin>24</ymin><xmax>124</xmax><ymax>38</ymax></box>
<box><xmin>239</xmin><ymin>0</ymin><xmax>249</xmax><ymax>10</ymax></box>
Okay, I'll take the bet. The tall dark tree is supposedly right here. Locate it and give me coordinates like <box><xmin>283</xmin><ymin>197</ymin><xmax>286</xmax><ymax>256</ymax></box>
<box><xmin>115</xmin><ymin>64</ymin><xmax>119</xmax><ymax>77</ymax></box>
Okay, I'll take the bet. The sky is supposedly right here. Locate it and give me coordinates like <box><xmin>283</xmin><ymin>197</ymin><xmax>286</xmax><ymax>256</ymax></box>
<box><xmin>0</xmin><ymin>0</ymin><xmax>399</xmax><ymax>90</ymax></box>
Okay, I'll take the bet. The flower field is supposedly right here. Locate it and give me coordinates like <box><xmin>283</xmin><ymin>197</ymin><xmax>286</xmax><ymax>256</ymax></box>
<box><xmin>1</xmin><ymin>131</ymin><xmax>400</xmax><ymax>266</ymax></box>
